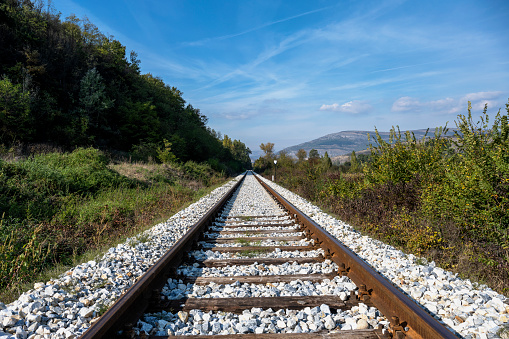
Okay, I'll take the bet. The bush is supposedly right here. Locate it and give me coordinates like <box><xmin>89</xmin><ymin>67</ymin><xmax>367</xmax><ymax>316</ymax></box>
<box><xmin>272</xmin><ymin>100</ymin><xmax>509</xmax><ymax>295</ymax></box>
<box><xmin>0</xmin><ymin>148</ymin><xmax>131</xmax><ymax>220</ymax></box>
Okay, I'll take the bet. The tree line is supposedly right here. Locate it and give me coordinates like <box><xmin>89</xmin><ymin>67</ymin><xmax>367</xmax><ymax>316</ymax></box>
<box><xmin>0</xmin><ymin>0</ymin><xmax>251</xmax><ymax>172</ymax></box>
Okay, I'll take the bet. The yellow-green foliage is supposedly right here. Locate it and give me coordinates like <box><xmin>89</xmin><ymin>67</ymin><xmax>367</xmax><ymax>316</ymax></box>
<box><xmin>421</xmin><ymin>103</ymin><xmax>509</xmax><ymax>252</ymax></box>
<box><xmin>317</xmin><ymin>100</ymin><xmax>509</xmax><ymax>293</ymax></box>
<box><xmin>364</xmin><ymin>125</ymin><xmax>451</xmax><ymax>185</ymax></box>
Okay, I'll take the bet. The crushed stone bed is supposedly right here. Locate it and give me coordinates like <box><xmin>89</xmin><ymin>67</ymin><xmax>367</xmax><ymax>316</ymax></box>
<box><xmin>259</xmin><ymin>175</ymin><xmax>509</xmax><ymax>338</ymax></box>
<box><xmin>1</xmin><ymin>172</ymin><xmax>507</xmax><ymax>338</ymax></box>
<box><xmin>0</xmin><ymin>176</ymin><xmax>243</xmax><ymax>339</ymax></box>
<box><xmin>132</xmin><ymin>173</ymin><xmax>387</xmax><ymax>336</ymax></box>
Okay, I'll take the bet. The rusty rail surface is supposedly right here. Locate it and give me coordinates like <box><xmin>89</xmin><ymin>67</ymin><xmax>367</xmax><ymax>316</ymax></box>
<box><xmin>254</xmin><ymin>174</ymin><xmax>458</xmax><ymax>339</ymax></box>
<box><xmin>81</xmin><ymin>174</ymin><xmax>246</xmax><ymax>339</ymax></box>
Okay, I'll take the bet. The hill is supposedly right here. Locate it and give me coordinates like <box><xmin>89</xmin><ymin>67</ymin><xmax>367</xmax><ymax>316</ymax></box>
<box><xmin>281</xmin><ymin>129</ymin><xmax>438</xmax><ymax>159</ymax></box>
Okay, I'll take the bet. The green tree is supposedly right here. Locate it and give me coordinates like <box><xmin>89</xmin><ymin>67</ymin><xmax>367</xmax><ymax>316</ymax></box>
<box><xmin>222</xmin><ymin>135</ymin><xmax>233</xmax><ymax>150</ymax></box>
<box><xmin>350</xmin><ymin>150</ymin><xmax>359</xmax><ymax>172</ymax></box>
<box><xmin>296</xmin><ymin>148</ymin><xmax>307</xmax><ymax>162</ymax></box>
<box><xmin>76</xmin><ymin>68</ymin><xmax>114</xmax><ymax>140</ymax></box>
<box><xmin>277</xmin><ymin>150</ymin><xmax>294</xmax><ymax>168</ymax></box>
<box><xmin>0</xmin><ymin>76</ymin><xmax>32</xmax><ymax>142</ymax></box>
<box><xmin>157</xmin><ymin>139</ymin><xmax>177</xmax><ymax>164</ymax></box>
<box><xmin>322</xmin><ymin>151</ymin><xmax>332</xmax><ymax>169</ymax></box>
<box><xmin>260</xmin><ymin>142</ymin><xmax>275</xmax><ymax>160</ymax></box>
<box><xmin>254</xmin><ymin>142</ymin><xmax>276</xmax><ymax>172</ymax></box>
<box><xmin>232</xmin><ymin>139</ymin><xmax>252</xmax><ymax>169</ymax></box>
<box><xmin>222</xmin><ymin>135</ymin><xmax>252</xmax><ymax>170</ymax></box>
<box><xmin>308</xmin><ymin>149</ymin><xmax>320</xmax><ymax>160</ymax></box>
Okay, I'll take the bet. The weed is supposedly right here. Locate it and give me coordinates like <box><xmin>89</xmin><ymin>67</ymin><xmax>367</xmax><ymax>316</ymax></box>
<box><xmin>497</xmin><ymin>325</ymin><xmax>509</xmax><ymax>339</ymax></box>
<box><xmin>415</xmin><ymin>258</ymin><xmax>427</xmax><ymax>266</ymax></box>
<box><xmin>0</xmin><ymin>149</ymin><xmax>230</xmax><ymax>302</ymax></box>
<box><xmin>237</xmin><ymin>239</ymin><xmax>250</xmax><ymax>246</ymax></box>
<box><xmin>59</xmin><ymin>281</ymin><xmax>78</xmax><ymax>296</ymax></box>
<box><xmin>136</xmin><ymin>233</ymin><xmax>151</xmax><ymax>244</ymax></box>
<box><xmin>95</xmin><ymin>302</ymin><xmax>110</xmax><ymax>316</ymax></box>
<box><xmin>238</xmin><ymin>249</ymin><xmax>267</xmax><ymax>258</ymax></box>
<box><xmin>93</xmin><ymin>279</ymin><xmax>109</xmax><ymax>289</ymax></box>
<box><xmin>268</xmin><ymin>101</ymin><xmax>509</xmax><ymax>296</ymax></box>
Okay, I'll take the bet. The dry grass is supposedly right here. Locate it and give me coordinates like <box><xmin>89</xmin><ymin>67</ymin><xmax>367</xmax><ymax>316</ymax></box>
<box><xmin>108</xmin><ymin>162</ymin><xmax>211</xmax><ymax>191</ymax></box>
<box><xmin>108</xmin><ymin>162</ymin><xmax>173</xmax><ymax>184</ymax></box>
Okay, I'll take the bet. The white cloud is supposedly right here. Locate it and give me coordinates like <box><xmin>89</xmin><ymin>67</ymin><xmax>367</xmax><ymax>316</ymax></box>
<box><xmin>218</xmin><ymin>98</ymin><xmax>289</xmax><ymax>121</ymax></box>
<box><xmin>391</xmin><ymin>96</ymin><xmax>422</xmax><ymax>112</ymax></box>
<box><xmin>391</xmin><ymin>91</ymin><xmax>506</xmax><ymax>114</ymax></box>
<box><xmin>320</xmin><ymin>100</ymin><xmax>372</xmax><ymax>114</ymax></box>
<box><xmin>459</xmin><ymin>91</ymin><xmax>504</xmax><ymax>111</ymax></box>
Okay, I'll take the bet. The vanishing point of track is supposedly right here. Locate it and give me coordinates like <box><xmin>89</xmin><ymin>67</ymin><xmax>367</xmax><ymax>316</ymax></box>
<box><xmin>81</xmin><ymin>172</ymin><xmax>457</xmax><ymax>339</ymax></box>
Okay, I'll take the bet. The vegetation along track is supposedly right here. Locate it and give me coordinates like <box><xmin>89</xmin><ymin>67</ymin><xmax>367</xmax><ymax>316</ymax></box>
<box><xmin>82</xmin><ymin>172</ymin><xmax>457</xmax><ymax>338</ymax></box>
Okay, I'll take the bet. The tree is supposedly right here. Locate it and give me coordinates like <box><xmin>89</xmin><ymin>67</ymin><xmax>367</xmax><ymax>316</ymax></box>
<box><xmin>222</xmin><ymin>135</ymin><xmax>233</xmax><ymax>150</ymax></box>
<box><xmin>0</xmin><ymin>0</ymin><xmax>253</xmax><ymax>173</ymax></box>
<box><xmin>260</xmin><ymin>142</ymin><xmax>275</xmax><ymax>159</ymax></box>
<box><xmin>350</xmin><ymin>150</ymin><xmax>359</xmax><ymax>172</ymax></box>
<box><xmin>296</xmin><ymin>148</ymin><xmax>307</xmax><ymax>162</ymax></box>
<box><xmin>277</xmin><ymin>150</ymin><xmax>294</xmax><ymax>168</ymax></box>
<box><xmin>157</xmin><ymin>138</ymin><xmax>177</xmax><ymax>164</ymax></box>
<box><xmin>222</xmin><ymin>134</ymin><xmax>252</xmax><ymax>170</ymax></box>
<box><xmin>232</xmin><ymin>139</ymin><xmax>252</xmax><ymax>168</ymax></box>
<box><xmin>0</xmin><ymin>76</ymin><xmax>33</xmax><ymax>142</ymax></box>
<box><xmin>322</xmin><ymin>151</ymin><xmax>332</xmax><ymax>169</ymax></box>
<box><xmin>77</xmin><ymin>68</ymin><xmax>114</xmax><ymax>140</ymax></box>
<box><xmin>308</xmin><ymin>149</ymin><xmax>320</xmax><ymax>160</ymax></box>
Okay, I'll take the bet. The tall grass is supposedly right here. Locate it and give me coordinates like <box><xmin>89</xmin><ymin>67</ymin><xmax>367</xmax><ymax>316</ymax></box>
<box><xmin>0</xmin><ymin>147</ymin><xmax>227</xmax><ymax>302</ymax></box>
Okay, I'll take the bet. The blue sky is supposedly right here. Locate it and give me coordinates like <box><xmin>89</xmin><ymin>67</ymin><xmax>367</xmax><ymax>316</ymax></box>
<box><xmin>51</xmin><ymin>0</ymin><xmax>509</xmax><ymax>157</ymax></box>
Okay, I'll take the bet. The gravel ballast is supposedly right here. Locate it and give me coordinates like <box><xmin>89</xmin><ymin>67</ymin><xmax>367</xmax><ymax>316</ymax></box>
<box><xmin>258</xmin><ymin>174</ymin><xmax>509</xmax><ymax>339</ymax></box>
<box><xmin>1</xmin><ymin>172</ymin><xmax>508</xmax><ymax>338</ymax></box>
<box><xmin>133</xmin><ymin>173</ymin><xmax>385</xmax><ymax>336</ymax></box>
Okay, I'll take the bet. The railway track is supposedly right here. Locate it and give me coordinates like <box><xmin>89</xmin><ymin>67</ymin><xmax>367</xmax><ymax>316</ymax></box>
<box><xmin>81</xmin><ymin>172</ymin><xmax>457</xmax><ymax>338</ymax></box>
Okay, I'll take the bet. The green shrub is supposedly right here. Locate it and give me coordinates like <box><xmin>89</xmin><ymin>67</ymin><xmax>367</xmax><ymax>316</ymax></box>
<box><xmin>364</xmin><ymin>125</ymin><xmax>451</xmax><ymax>185</ymax></box>
<box><xmin>178</xmin><ymin>161</ymin><xmax>216</xmax><ymax>185</ymax></box>
<box><xmin>157</xmin><ymin>139</ymin><xmax>177</xmax><ymax>164</ymax></box>
<box><xmin>30</xmin><ymin>147</ymin><xmax>129</xmax><ymax>192</ymax></box>
<box><xmin>272</xmin><ymin>100</ymin><xmax>509</xmax><ymax>294</ymax></box>
<box><xmin>422</xmin><ymin>103</ymin><xmax>509</xmax><ymax>249</ymax></box>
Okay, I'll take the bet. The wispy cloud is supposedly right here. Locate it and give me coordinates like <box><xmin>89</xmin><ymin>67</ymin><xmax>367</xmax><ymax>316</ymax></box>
<box><xmin>183</xmin><ymin>6</ymin><xmax>333</xmax><ymax>47</ymax></box>
<box><xmin>371</xmin><ymin>61</ymin><xmax>442</xmax><ymax>73</ymax></box>
<box><xmin>331</xmin><ymin>71</ymin><xmax>442</xmax><ymax>91</ymax></box>
<box><xmin>320</xmin><ymin>100</ymin><xmax>372</xmax><ymax>114</ymax></box>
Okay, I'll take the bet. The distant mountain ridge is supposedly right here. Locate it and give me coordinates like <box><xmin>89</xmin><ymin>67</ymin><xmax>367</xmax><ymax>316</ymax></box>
<box><xmin>280</xmin><ymin>129</ymin><xmax>438</xmax><ymax>158</ymax></box>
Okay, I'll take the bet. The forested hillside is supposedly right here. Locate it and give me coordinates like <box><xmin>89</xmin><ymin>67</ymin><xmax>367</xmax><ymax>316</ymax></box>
<box><xmin>0</xmin><ymin>0</ymin><xmax>251</xmax><ymax>171</ymax></box>
<box><xmin>0</xmin><ymin>0</ymin><xmax>253</xmax><ymax>301</ymax></box>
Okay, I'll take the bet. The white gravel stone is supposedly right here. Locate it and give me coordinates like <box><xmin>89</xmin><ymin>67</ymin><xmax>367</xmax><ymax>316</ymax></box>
<box><xmin>133</xmin><ymin>174</ymin><xmax>386</xmax><ymax>335</ymax></box>
<box><xmin>258</xmin><ymin>174</ymin><xmax>509</xmax><ymax>338</ymax></box>
<box><xmin>134</xmin><ymin>303</ymin><xmax>380</xmax><ymax>335</ymax></box>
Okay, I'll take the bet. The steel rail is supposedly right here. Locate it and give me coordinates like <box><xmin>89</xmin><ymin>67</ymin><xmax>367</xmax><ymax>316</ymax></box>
<box><xmin>81</xmin><ymin>174</ymin><xmax>246</xmax><ymax>339</ymax></box>
<box><xmin>254</xmin><ymin>174</ymin><xmax>458</xmax><ymax>339</ymax></box>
